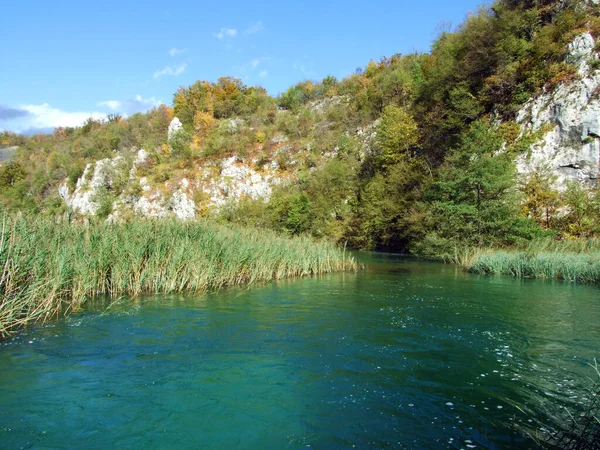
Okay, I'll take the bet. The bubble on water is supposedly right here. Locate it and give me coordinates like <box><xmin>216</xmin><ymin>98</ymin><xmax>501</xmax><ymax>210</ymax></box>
<box><xmin>446</xmin><ymin>402</ymin><xmax>454</xmax><ymax>406</ymax></box>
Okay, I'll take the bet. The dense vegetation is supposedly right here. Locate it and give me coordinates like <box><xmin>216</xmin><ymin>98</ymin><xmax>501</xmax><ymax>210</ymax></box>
<box><xmin>461</xmin><ymin>237</ymin><xmax>600</xmax><ymax>283</ymax></box>
<box><xmin>1</xmin><ymin>0</ymin><xmax>600</xmax><ymax>258</ymax></box>
<box><xmin>0</xmin><ymin>217</ymin><xmax>355</xmax><ymax>338</ymax></box>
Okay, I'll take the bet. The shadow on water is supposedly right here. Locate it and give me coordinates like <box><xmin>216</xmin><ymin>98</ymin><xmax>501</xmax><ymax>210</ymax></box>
<box><xmin>0</xmin><ymin>253</ymin><xmax>599</xmax><ymax>449</ymax></box>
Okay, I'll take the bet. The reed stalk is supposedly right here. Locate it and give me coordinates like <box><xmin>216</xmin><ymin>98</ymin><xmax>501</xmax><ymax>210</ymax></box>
<box><xmin>0</xmin><ymin>216</ymin><xmax>357</xmax><ymax>338</ymax></box>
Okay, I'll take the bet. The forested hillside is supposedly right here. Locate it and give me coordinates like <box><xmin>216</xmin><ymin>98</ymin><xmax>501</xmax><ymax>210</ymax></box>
<box><xmin>2</xmin><ymin>0</ymin><xmax>600</xmax><ymax>257</ymax></box>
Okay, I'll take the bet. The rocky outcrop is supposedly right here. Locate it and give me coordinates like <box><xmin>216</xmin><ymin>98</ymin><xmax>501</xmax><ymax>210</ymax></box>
<box><xmin>167</xmin><ymin>117</ymin><xmax>183</xmax><ymax>141</ymax></box>
<box><xmin>201</xmin><ymin>156</ymin><xmax>282</xmax><ymax>208</ymax></box>
<box><xmin>66</xmin><ymin>156</ymin><xmax>125</xmax><ymax>215</ymax></box>
<box><xmin>170</xmin><ymin>179</ymin><xmax>196</xmax><ymax>220</ymax></box>
<box><xmin>516</xmin><ymin>32</ymin><xmax>600</xmax><ymax>188</ymax></box>
<box><xmin>61</xmin><ymin>147</ymin><xmax>284</xmax><ymax>221</ymax></box>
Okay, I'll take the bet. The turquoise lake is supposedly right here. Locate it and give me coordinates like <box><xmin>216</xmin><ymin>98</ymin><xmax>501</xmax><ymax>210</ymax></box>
<box><xmin>1</xmin><ymin>253</ymin><xmax>599</xmax><ymax>449</ymax></box>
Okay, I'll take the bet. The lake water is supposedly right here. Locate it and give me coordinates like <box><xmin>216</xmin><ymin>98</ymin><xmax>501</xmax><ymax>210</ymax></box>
<box><xmin>1</xmin><ymin>253</ymin><xmax>599</xmax><ymax>449</ymax></box>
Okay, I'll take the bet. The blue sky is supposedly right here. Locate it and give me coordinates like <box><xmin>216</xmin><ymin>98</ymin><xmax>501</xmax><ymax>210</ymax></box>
<box><xmin>1</xmin><ymin>0</ymin><xmax>485</xmax><ymax>134</ymax></box>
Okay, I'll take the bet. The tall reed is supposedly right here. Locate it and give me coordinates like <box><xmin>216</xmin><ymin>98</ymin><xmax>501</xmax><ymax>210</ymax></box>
<box><xmin>462</xmin><ymin>238</ymin><xmax>600</xmax><ymax>284</ymax></box>
<box><xmin>0</xmin><ymin>216</ymin><xmax>356</xmax><ymax>338</ymax></box>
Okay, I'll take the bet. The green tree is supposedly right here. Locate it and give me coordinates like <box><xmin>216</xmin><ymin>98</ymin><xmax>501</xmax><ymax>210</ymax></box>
<box><xmin>519</xmin><ymin>168</ymin><xmax>560</xmax><ymax>229</ymax></box>
<box><xmin>375</xmin><ymin>105</ymin><xmax>419</xmax><ymax>169</ymax></box>
<box><xmin>0</xmin><ymin>161</ymin><xmax>26</xmax><ymax>188</ymax></box>
<box><xmin>560</xmin><ymin>181</ymin><xmax>598</xmax><ymax>238</ymax></box>
<box><xmin>419</xmin><ymin>120</ymin><xmax>537</xmax><ymax>256</ymax></box>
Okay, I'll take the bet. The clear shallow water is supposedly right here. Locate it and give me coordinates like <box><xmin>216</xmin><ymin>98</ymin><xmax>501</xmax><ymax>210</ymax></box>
<box><xmin>1</xmin><ymin>253</ymin><xmax>599</xmax><ymax>449</ymax></box>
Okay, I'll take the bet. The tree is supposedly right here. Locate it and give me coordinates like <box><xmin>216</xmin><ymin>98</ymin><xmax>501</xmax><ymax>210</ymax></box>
<box><xmin>560</xmin><ymin>181</ymin><xmax>598</xmax><ymax>238</ymax></box>
<box><xmin>420</xmin><ymin>120</ymin><xmax>537</xmax><ymax>255</ymax></box>
<box><xmin>0</xmin><ymin>161</ymin><xmax>26</xmax><ymax>188</ymax></box>
<box><xmin>519</xmin><ymin>168</ymin><xmax>560</xmax><ymax>229</ymax></box>
<box><xmin>375</xmin><ymin>105</ymin><xmax>419</xmax><ymax>169</ymax></box>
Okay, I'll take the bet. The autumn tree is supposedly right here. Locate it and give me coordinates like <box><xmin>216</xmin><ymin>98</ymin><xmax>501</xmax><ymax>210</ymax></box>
<box><xmin>519</xmin><ymin>167</ymin><xmax>560</xmax><ymax>229</ymax></box>
<box><xmin>375</xmin><ymin>105</ymin><xmax>419</xmax><ymax>169</ymax></box>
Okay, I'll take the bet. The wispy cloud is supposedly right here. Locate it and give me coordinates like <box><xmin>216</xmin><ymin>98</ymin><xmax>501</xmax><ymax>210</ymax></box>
<box><xmin>239</xmin><ymin>57</ymin><xmax>272</xmax><ymax>79</ymax></box>
<box><xmin>169</xmin><ymin>47</ymin><xmax>187</xmax><ymax>57</ymax></box>
<box><xmin>97</xmin><ymin>100</ymin><xmax>121</xmax><ymax>110</ymax></box>
<box><xmin>244</xmin><ymin>21</ymin><xmax>264</xmax><ymax>35</ymax></box>
<box><xmin>293</xmin><ymin>59</ymin><xmax>317</xmax><ymax>78</ymax></box>
<box><xmin>214</xmin><ymin>28</ymin><xmax>238</xmax><ymax>40</ymax></box>
<box><xmin>153</xmin><ymin>63</ymin><xmax>187</xmax><ymax>79</ymax></box>
<box><xmin>243</xmin><ymin>56</ymin><xmax>271</xmax><ymax>71</ymax></box>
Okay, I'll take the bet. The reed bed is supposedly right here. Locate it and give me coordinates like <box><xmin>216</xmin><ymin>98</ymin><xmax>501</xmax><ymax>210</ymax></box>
<box><xmin>462</xmin><ymin>238</ymin><xmax>600</xmax><ymax>284</ymax></box>
<box><xmin>0</xmin><ymin>216</ymin><xmax>356</xmax><ymax>338</ymax></box>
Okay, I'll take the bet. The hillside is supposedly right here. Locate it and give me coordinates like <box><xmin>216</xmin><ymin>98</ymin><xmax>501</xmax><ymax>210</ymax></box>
<box><xmin>2</xmin><ymin>0</ymin><xmax>600</xmax><ymax>255</ymax></box>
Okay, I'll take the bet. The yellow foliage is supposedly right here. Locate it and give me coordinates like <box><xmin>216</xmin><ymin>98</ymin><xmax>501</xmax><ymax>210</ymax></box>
<box><xmin>365</xmin><ymin>60</ymin><xmax>379</xmax><ymax>78</ymax></box>
<box><xmin>497</xmin><ymin>121</ymin><xmax>521</xmax><ymax>146</ymax></box>
<box><xmin>254</xmin><ymin>130</ymin><xmax>266</xmax><ymax>144</ymax></box>
<box><xmin>193</xmin><ymin>111</ymin><xmax>216</xmax><ymax>148</ymax></box>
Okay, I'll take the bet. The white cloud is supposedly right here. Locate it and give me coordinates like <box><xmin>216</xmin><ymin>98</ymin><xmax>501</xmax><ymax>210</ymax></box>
<box><xmin>98</xmin><ymin>100</ymin><xmax>122</xmax><ymax>110</ymax></box>
<box><xmin>242</xmin><ymin>56</ymin><xmax>271</xmax><ymax>72</ymax></box>
<box><xmin>126</xmin><ymin>95</ymin><xmax>162</xmax><ymax>114</ymax></box>
<box><xmin>153</xmin><ymin>63</ymin><xmax>187</xmax><ymax>79</ymax></box>
<box><xmin>293</xmin><ymin>60</ymin><xmax>317</xmax><ymax>78</ymax></box>
<box><xmin>11</xmin><ymin>103</ymin><xmax>105</xmax><ymax>132</ymax></box>
<box><xmin>214</xmin><ymin>28</ymin><xmax>238</xmax><ymax>40</ymax></box>
<box><xmin>238</xmin><ymin>57</ymin><xmax>272</xmax><ymax>80</ymax></box>
<box><xmin>1</xmin><ymin>95</ymin><xmax>164</xmax><ymax>133</ymax></box>
<box><xmin>94</xmin><ymin>96</ymin><xmax>162</xmax><ymax>116</ymax></box>
<box><xmin>169</xmin><ymin>47</ymin><xmax>187</xmax><ymax>57</ymax></box>
<box><xmin>244</xmin><ymin>21</ymin><xmax>264</xmax><ymax>35</ymax></box>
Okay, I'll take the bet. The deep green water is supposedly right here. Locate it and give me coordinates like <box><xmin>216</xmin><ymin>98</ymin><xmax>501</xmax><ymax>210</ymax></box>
<box><xmin>1</xmin><ymin>254</ymin><xmax>599</xmax><ymax>449</ymax></box>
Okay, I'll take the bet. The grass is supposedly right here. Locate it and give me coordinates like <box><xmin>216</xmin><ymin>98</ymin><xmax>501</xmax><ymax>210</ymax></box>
<box><xmin>511</xmin><ymin>360</ymin><xmax>600</xmax><ymax>449</ymax></box>
<box><xmin>460</xmin><ymin>238</ymin><xmax>600</xmax><ymax>284</ymax></box>
<box><xmin>0</xmin><ymin>216</ymin><xmax>357</xmax><ymax>338</ymax></box>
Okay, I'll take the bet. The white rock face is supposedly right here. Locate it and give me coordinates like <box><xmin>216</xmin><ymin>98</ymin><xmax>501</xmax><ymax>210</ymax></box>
<box><xmin>58</xmin><ymin>183</ymin><xmax>70</xmax><ymax>202</ymax></box>
<box><xmin>223</xmin><ymin>118</ymin><xmax>245</xmax><ymax>133</ymax></box>
<box><xmin>133</xmin><ymin>191</ymin><xmax>169</xmax><ymax>218</ymax></box>
<box><xmin>171</xmin><ymin>190</ymin><xmax>196</xmax><ymax>220</ymax></box>
<box><xmin>516</xmin><ymin>32</ymin><xmax>600</xmax><ymax>188</ymax></box>
<box><xmin>135</xmin><ymin>149</ymin><xmax>149</xmax><ymax>165</ymax></box>
<box><xmin>168</xmin><ymin>117</ymin><xmax>183</xmax><ymax>141</ymax></box>
<box><xmin>270</xmin><ymin>133</ymin><xmax>289</xmax><ymax>145</ymax></box>
<box><xmin>308</xmin><ymin>95</ymin><xmax>349</xmax><ymax>113</ymax></box>
<box><xmin>69</xmin><ymin>156</ymin><xmax>124</xmax><ymax>215</ymax></box>
<box><xmin>201</xmin><ymin>156</ymin><xmax>281</xmax><ymax>208</ymax></box>
<box><xmin>356</xmin><ymin>119</ymin><xmax>381</xmax><ymax>158</ymax></box>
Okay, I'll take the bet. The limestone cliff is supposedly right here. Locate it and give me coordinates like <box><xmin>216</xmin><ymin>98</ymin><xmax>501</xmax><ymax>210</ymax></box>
<box><xmin>515</xmin><ymin>32</ymin><xmax>600</xmax><ymax>188</ymax></box>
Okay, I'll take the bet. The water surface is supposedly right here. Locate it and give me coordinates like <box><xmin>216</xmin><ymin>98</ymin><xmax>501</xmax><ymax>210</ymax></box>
<box><xmin>1</xmin><ymin>254</ymin><xmax>599</xmax><ymax>449</ymax></box>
